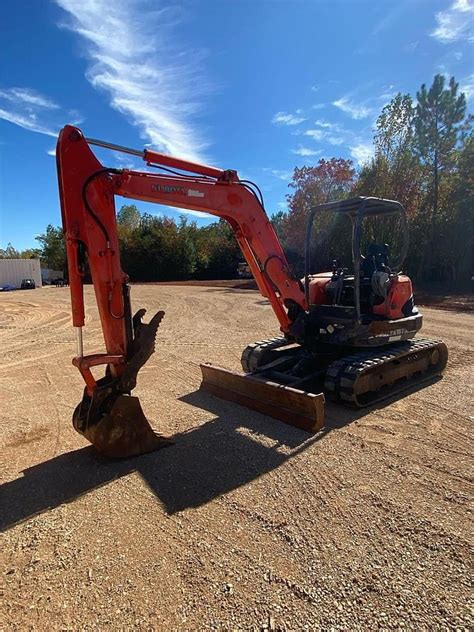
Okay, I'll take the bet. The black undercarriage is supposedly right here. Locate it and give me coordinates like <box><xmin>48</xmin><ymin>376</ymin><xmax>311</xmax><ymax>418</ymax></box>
<box><xmin>289</xmin><ymin>307</ymin><xmax>423</xmax><ymax>348</ymax></box>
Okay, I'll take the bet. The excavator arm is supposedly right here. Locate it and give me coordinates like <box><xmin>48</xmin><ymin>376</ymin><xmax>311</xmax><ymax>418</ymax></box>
<box><xmin>56</xmin><ymin>125</ymin><xmax>314</xmax><ymax>457</ymax></box>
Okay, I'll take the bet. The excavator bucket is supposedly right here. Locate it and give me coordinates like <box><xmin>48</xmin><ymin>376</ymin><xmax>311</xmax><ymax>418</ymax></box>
<box><xmin>73</xmin><ymin>394</ymin><xmax>173</xmax><ymax>459</ymax></box>
<box><xmin>71</xmin><ymin>310</ymin><xmax>173</xmax><ymax>459</ymax></box>
<box><xmin>200</xmin><ymin>364</ymin><xmax>325</xmax><ymax>433</ymax></box>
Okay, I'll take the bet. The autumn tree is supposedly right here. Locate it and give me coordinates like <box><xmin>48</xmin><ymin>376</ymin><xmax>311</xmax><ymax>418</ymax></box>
<box><xmin>280</xmin><ymin>158</ymin><xmax>356</xmax><ymax>273</ymax></box>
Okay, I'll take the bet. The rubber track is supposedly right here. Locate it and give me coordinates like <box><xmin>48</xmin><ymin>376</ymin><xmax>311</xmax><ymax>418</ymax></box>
<box><xmin>324</xmin><ymin>338</ymin><xmax>447</xmax><ymax>408</ymax></box>
<box><xmin>241</xmin><ymin>337</ymin><xmax>291</xmax><ymax>373</ymax></box>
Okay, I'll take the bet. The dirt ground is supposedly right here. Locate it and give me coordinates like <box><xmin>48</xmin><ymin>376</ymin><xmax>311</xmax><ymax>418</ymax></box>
<box><xmin>0</xmin><ymin>284</ymin><xmax>472</xmax><ymax>630</ymax></box>
<box><xmin>153</xmin><ymin>279</ymin><xmax>474</xmax><ymax>313</ymax></box>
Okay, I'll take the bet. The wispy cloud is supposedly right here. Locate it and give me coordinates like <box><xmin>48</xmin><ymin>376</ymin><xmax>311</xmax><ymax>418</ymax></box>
<box><xmin>263</xmin><ymin>168</ymin><xmax>293</xmax><ymax>181</ymax></box>
<box><xmin>0</xmin><ymin>108</ymin><xmax>57</xmax><ymax>137</ymax></box>
<box><xmin>350</xmin><ymin>142</ymin><xmax>373</xmax><ymax>166</ymax></box>
<box><xmin>377</xmin><ymin>85</ymin><xmax>397</xmax><ymax>101</ymax></box>
<box><xmin>0</xmin><ymin>87</ymin><xmax>59</xmax><ymax>110</ymax></box>
<box><xmin>314</xmin><ymin>119</ymin><xmax>343</xmax><ymax>131</ymax></box>
<box><xmin>177</xmin><ymin>209</ymin><xmax>213</xmax><ymax>218</ymax></box>
<box><xmin>327</xmin><ymin>136</ymin><xmax>344</xmax><ymax>146</ymax></box>
<box><xmin>305</xmin><ymin>129</ymin><xmax>325</xmax><ymax>141</ymax></box>
<box><xmin>0</xmin><ymin>86</ymin><xmax>83</xmax><ymax>140</ymax></box>
<box><xmin>403</xmin><ymin>41</ymin><xmax>419</xmax><ymax>53</ymax></box>
<box><xmin>272</xmin><ymin>111</ymin><xmax>306</xmax><ymax>126</ymax></box>
<box><xmin>372</xmin><ymin>2</ymin><xmax>408</xmax><ymax>36</ymax></box>
<box><xmin>460</xmin><ymin>73</ymin><xmax>474</xmax><ymax>101</ymax></box>
<box><xmin>430</xmin><ymin>0</ymin><xmax>474</xmax><ymax>43</ymax></box>
<box><xmin>46</xmin><ymin>148</ymin><xmax>56</xmax><ymax>156</ymax></box>
<box><xmin>55</xmin><ymin>0</ymin><xmax>211</xmax><ymax>162</ymax></box>
<box><xmin>312</xmin><ymin>103</ymin><xmax>325</xmax><ymax>110</ymax></box>
<box><xmin>333</xmin><ymin>96</ymin><xmax>372</xmax><ymax>120</ymax></box>
<box><xmin>157</xmin><ymin>205</ymin><xmax>212</xmax><ymax>219</ymax></box>
<box><xmin>304</xmin><ymin>124</ymin><xmax>347</xmax><ymax>146</ymax></box>
<box><xmin>292</xmin><ymin>146</ymin><xmax>321</xmax><ymax>157</ymax></box>
<box><xmin>0</xmin><ymin>87</ymin><xmax>61</xmax><ymax>137</ymax></box>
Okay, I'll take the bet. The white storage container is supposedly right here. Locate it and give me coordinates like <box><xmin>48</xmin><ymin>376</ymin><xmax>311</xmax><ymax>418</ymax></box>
<box><xmin>0</xmin><ymin>259</ymin><xmax>43</xmax><ymax>289</ymax></box>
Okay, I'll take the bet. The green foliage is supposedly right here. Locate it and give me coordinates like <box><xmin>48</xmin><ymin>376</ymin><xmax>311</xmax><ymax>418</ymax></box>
<box><xmin>117</xmin><ymin>204</ymin><xmax>141</xmax><ymax>230</ymax></box>
<box><xmin>0</xmin><ymin>243</ymin><xmax>42</xmax><ymax>259</ymax></box>
<box><xmin>0</xmin><ymin>243</ymin><xmax>21</xmax><ymax>259</ymax></box>
<box><xmin>193</xmin><ymin>219</ymin><xmax>241</xmax><ymax>279</ymax></box>
<box><xmin>355</xmin><ymin>93</ymin><xmax>423</xmax><ymax>211</ymax></box>
<box><xmin>414</xmin><ymin>75</ymin><xmax>466</xmax><ymax>174</ymax></box>
<box><xmin>411</xmin><ymin>75</ymin><xmax>467</xmax><ymax>276</ymax></box>
<box><xmin>35</xmin><ymin>225</ymin><xmax>66</xmax><ymax>271</ymax></box>
<box><xmin>270</xmin><ymin>210</ymin><xmax>287</xmax><ymax>242</ymax></box>
<box><xmin>356</xmin><ymin>74</ymin><xmax>471</xmax><ymax>287</ymax></box>
<box><xmin>117</xmin><ymin>212</ymin><xmax>240</xmax><ymax>281</ymax></box>
<box><xmin>271</xmin><ymin>74</ymin><xmax>471</xmax><ymax>287</ymax></box>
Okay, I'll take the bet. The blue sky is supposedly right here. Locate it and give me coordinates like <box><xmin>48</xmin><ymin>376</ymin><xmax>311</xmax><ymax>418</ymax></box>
<box><xmin>0</xmin><ymin>0</ymin><xmax>472</xmax><ymax>250</ymax></box>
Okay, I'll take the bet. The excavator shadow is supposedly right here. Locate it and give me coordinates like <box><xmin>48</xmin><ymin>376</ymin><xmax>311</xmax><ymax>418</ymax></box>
<box><xmin>0</xmin><ymin>375</ymin><xmax>440</xmax><ymax>533</ymax></box>
<box><xmin>0</xmin><ymin>397</ymin><xmax>323</xmax><ymax>532</ymax></box>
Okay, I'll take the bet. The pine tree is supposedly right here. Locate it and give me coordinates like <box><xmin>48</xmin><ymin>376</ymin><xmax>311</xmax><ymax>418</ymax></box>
<box><xmin>413</xmin><ymin>75</ymin><xmax>466</xmax><ymax>275</ymax></box>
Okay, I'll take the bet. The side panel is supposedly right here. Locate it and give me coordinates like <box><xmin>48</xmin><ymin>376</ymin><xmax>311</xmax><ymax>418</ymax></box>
<box><xmin>373</xmin><ymin>275</ymin><xmax>413</xmax><ymax>319</ymax></box>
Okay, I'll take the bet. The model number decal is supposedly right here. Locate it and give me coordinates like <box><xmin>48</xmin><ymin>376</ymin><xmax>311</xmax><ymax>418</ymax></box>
<box><xmin>187</xmin><ymin>189</ymin><xmax>204</xmax><ymax>198</ymax></box>
<box><xmin>152</xmin><ymin>184</ymin><xmax>186</xmax><ymax>195</ymax></box>
<box><xmin>151</xmin><ymin>185</ymin><xmax>205</xmax><ymax>198</ymax></box>
<box><xmin>370</xmin><ymin>328</ymin><xmax>405</xmax><ymax>340</ymax></box>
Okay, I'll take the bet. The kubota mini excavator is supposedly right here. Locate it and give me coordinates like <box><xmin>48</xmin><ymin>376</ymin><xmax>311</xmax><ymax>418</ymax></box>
<box><xmin>56</xmin><ymin>125</ymin><xmax>448</xmax><ymax>457</ymax></box>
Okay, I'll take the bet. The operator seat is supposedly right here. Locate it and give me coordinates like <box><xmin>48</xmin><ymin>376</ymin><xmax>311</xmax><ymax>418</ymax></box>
<box><xmin>361</xmin><ymin>243</ymin><xmax>389</xmax><ymax>278</ymax></box>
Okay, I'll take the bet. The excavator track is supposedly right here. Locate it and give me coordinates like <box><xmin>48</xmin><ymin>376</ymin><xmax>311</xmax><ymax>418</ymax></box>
<box><xmin>324</xmin><ymin>338</ymin><xmax>448</xmax><ymax>408</ymax></box>
<box><xmin>241</xmin><ymin>337</ymin><xmax>295</xmax><ymax>373</ymax></box>
<box><xmin>242</xmin><ymin>337</ymin><xmax>448</xmax><ymax>411</ymax></box>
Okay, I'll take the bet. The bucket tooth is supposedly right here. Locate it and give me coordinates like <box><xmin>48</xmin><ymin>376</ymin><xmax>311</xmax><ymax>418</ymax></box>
<box><xmin>200</xmin><ymin>363</ymin><xmax>325</xmax><ymax>433</ymax></box>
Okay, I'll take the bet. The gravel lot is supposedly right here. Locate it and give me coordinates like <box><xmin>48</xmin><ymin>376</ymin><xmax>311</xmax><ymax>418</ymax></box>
<box><xmin>0</xmin><ymin>284</ymin><xmax>472</xmax><ymax>630</ymax></box>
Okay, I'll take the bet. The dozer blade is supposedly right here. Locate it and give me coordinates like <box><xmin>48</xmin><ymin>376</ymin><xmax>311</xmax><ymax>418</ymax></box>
<box><xmin>200</xmin><ymin>363</ymin><xmax>325</xmax><ymax>433</ymax></box>
<box><xmin>73</xmin><ymin>393</ymin><xmax>173</xmax><ymax>459</ymax></box>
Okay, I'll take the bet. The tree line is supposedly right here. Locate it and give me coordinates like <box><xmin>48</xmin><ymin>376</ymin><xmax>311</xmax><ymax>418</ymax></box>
<box><xmin>0</xmin><ymin>211</ymin><xmax>242</xmax><ymax>282</ymax></box>
<box><xmin>274</xmin><ymin>74</ymin><xmax>472</xmax><ymax>288</ymax></box>
<box><xmin>2</xmin><ymin>74</ymin><xmax>472</xmax><ymax>288</ymax></box>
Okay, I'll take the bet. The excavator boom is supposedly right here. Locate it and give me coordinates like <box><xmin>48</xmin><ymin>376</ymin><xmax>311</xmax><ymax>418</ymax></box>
<box><xmin>56</xmin><ymin>125</ymin><xmax>322</xmax><ymax>457</ymax></box>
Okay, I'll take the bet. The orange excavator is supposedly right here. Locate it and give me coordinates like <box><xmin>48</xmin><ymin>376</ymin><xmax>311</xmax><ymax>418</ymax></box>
<box><xmin>56</xmin><ymin>125</ymin><xmax>447</xmax><ymax>458</ymax></box>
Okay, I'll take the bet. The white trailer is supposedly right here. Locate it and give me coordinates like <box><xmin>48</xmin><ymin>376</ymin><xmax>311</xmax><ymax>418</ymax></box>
<box><xmin>0</xmin><ymin>259</ymin><xmax>42</xmax><ymax>289</ymax></box>
<box><xmin>41</xmin><ymin>268</ymin><xmax>63</xmax><ymax>284</ymax></box>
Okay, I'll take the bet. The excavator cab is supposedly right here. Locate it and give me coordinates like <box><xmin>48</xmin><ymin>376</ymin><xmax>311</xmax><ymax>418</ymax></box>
<box><xmin>297</xmin><ymin>197</ymin><xmax>422</xmax><ymax>347</ymax></box>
